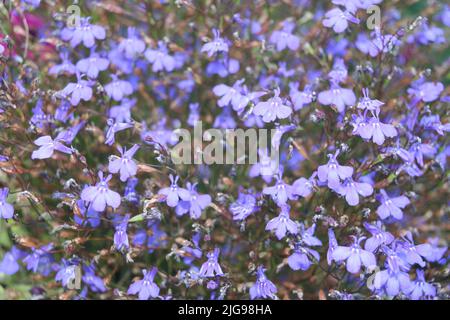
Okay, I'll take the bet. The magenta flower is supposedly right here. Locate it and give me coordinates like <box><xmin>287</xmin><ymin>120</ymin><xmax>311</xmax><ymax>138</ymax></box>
<box><xmin>80</xmin><ymin>171</ymin><xmax>121</xmax><ymax>212</ymax></box>
<box><xmin>108</xmin><ymin>144</ymin><xmax>140</xmax><ymax>182</ymax></box>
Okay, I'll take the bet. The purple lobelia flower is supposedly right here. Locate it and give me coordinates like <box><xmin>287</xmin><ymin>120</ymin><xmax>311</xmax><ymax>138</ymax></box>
<box><xmin>0</xmin><ymin>246</ymin><xmax>25</xmax><ymax>275</ymax></box>
<box><xmin>206</xmin><ymin>57</ymin><xmax>239</xmax><ymax>78</ymax></box>
<box><xmin>104</xmin><ymin>75</ymin><xmax>133</xmax><ymax>101</ymax></box>
<box><xmin>249</xmin><ymin>148</ymin><xmax>279</xmax><ymax>182</ymax></box>
<box><xmin>408</xmin><ymin>141</ymin><xmax>436</xmax><ymax>168</ymax></box>
<box><xmin>229</xmin><ymin>191</ymin><xmax>258</xmax><ymax>221</ymax></box>
<box><xmin>407</xmin><ymin>80</ymin><xmax>444</xmax><ymax>103</ymax></box>
<box><xmin>265</xmin><ymin>205</ymin><xmax>298</xmax><ymax>240</ymax></box>
<box><xmin>49</xmin><ymin>51</ymin><xmax>76</xmax><ymax>76</ymax></box>
<box><xmin>114</xmin><ymin>214</ymin><xmax>130</xmax><ymax>251</ymax></box>
<box><xmin>331</xmin><ymin>0</ymin><xmax>361</xmax><ymax>14</ymax></box>
<box><xmin>124</xmin><ymin>177</ymin><xmax>139</xmax><ymax>204</ymax></box>
<box><xmin>289</xmin><ymin>83</ymin><xmax>315</xmax><ymax>111</ymax></box>
<box><xmin>327</xmin><ymin>229</ymin><xmax>338</xmax><ymax>265</ymax></box>
<box><xmin>31</xmin><ymin>135</ymin><xmax>73</xmax><ymax>160</ymax></box>
<box><xmin>263</xmin><ymin>175</ymin><xmax>295</xmax><ymax>206</ymax></box>
<box><xmin>356</xmin><ymin>29</ymin><xmax>399</xmax><ymax>57</ymax></box>
<box><xmin>337</xmin><ymin>177</ymin><xmax>373</xmax><ymax>206</ymax></box>
<box><xmin>75</xmin><ymin>47</ymin><xmax>109</xmax><ymax>79</ymax></box>
<box><xmin>109</xmin><ymin>98</ymin><xmax>135</xmax><ymax>123</ymax></box>
<box><xmin>420</xmin><ymin>114</ymin><xmax>450</xmax><ymax>136</ymax></box>
<box><xmin>57</xmin><ymin>121</ymin><xmax>86</xmax><ymax>145</ymax></box>
<box><xmin>372</xmin><ymin>246</ymin><xmax>412</xmax><ymax>296</ymax></box>
<box><xmin>175</xmin><ymin>182</ymin><xmax>212</xmax><ymax>219</ymax></box>
<box><xmin>358</xmin><ymin>110</ymin><xmax>397</xmax><ymax>145</ymax></box>
<box><xmin>288</xmin><ymin>224</ymin><xmax>322</xmax><ymax>271</ymax></box>
<box><xmin>332</xmin><ymin>236</ymin><xmax>377</xmax><ymax>274</ymax></box>
<box><xmin>108</xmin><ymin>144</ymin><xmax>140</xmax><ymax>182</ymax></box>
<box><xmin>30</xmin><ymin>99</ymin><xmax>50</xmax><ymax>129</ymax></box>
<box><xmin>363</xmin><ymin>221</ymin><xmax>395</xmax><ymax>252</ymax></box>
<box><xmin>317</xmin><ymin>83</ymin><xmax>356</xmax><ymax>113</ymax></box>
<box><xmin>213</xmin><ymin>79</ymin><xmax>265</xmax><ymax>112</ymax></box>
<box><xmin>74</xmin><ymin>199</ymin><xmax>101</xmax><ymax>228</ymax></box>
<box><xmin>145</xmin><ymin>41</ymin><xmax>176</xmax><ymax>72</ymax></box>
<box><xmin>376</xmin><ymin>189</ymin><xmax>410</xmax><ymax>220</ymax></box>
<box><xmin>199</xmin><ymin>248</ymin><xmax>224</xmax><ymax>278</ymax></box>
<box><xmin>55</xmin><ymin>259</ymin><xmax>79</xmax><ymax>288</ymax></box>
<box><xmin>127</xmin><ymin>267</ymin><xmax>160</xmax><ymax>300</ymax></box>
<box><xmin>396</xmin><ymin>232</ymin><xmax>432</xmax><ymax>268</ymax></box>
<box><xmin>104</xmin><ymin>119</ymin><xmax>134</xmax><ymax>146</ymax></box>
<box><xmin>201</xmin><ymin>29</ymin><xmax>229</xmax><ymax>57</ymax></box>
<box><xmin>425</xmin><ymin>237</ymin><xmax>447</xmax><ymax>263</ymax></box>
<box><xmin>158</xmin><ymin>175</ymin><xmax>190</xmax><ymax>208</ymax></box>
<box><xmin>383</xmin><ymin>140</ymin><xmax>412</xmax><ymax>162</ymax></box>
<box><xmin>80</xmin><ymin>171</ymin><xmax>121</xmax><ymax>212</ymax></box>
<box><xmin>317</xmin><ymin>150</ymin><xmax>353</xmax><ymax>191</ymax></box>
<box><xmin>322</xmin><ymin>8</ymin><xmax>360</xmax><ymax>33</ymax></box>
<box><xmin>249</xmin><ymin>266</ymin><xmax>277</xmax><ymax>300</ymax></box>
<box><xmin>269</xmin><ymin>20</ymin><xmax>300</xmax><ymax>51</ymax></box>
<box><xmin>357</xmin><ymin>88</ymin><xmax>384</xmax><ymax>114</ymax></box>
<box><xmin>23</xmin><ymin>243</ymin><xmax>54</xmax><ymax>274</ymax></box>
<box><xmin>118</xmin><ymin>27</ymin><xmax>146</xmax><ymax>59</ymax></box>
<box><xmin>60</xmin><ymin>73</ymin><xmax>93</xmax><ymax>106</ymax></box>
<box><xmin>54</xmin><ymin>100</ymin><xmax>73</xmax><ymax>123</ymax></box>
<box><xmin>409</xmin><ymin>270</ymin><xmax>436</xmax><ymax>300</ymax></box>
<box><xmin>60</xmin><ymin>17</ymin><xmax>106</xmax><ymax>48</ymax></box>
<box><xmin>328</xmin><ymin>58</ymin><xmax>348</xmax><ymax>84</ymax></box>
<box><xmin>292</xmin><ymin>172</ymin><xmax>317</xmax><ymax>198</ymax></box>
<box><xmin>253</xmin><ymin>88</ymin><xmax>292</xmax><ymax>123</ymax></box>
<box><xmin>82</xmin><ymin>263</ymin><xmax>107</xmax><ymax>293</ymax></box>
<box><xmin>288</xmin><ymin>243</ymin><xmax>320</xmax><ymax>271</ymax></box>
<box><xmin>0</xmin><ymin>187</ymin><xmax>14</xmax><ymax>219</ymax></box>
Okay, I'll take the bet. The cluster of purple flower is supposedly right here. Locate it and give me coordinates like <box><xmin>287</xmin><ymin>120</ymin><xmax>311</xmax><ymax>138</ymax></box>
<box><xmin>0</xmin><ymin>0</ymin><xmax>448</xmax><ymax>300</ymax></box>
